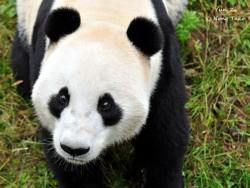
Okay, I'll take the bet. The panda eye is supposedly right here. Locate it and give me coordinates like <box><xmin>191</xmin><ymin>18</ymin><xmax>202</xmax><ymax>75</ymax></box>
<box><xmin>98</xmin><ymin>94</ymin><xmax>114</xmax><ymax>112</ymax></box>
<box><xmin>58</xmin><ymin>94</ymin><xmax>69</xmax><ymax>106</ymax></box>
<box><xmin>97</xmin><ymin>93</ymin><xmax>123</xmax><ymax>126</ymax></box>
<box><xmin>48</xmin><ymin>87</ymin><xmax>70</xmax><ymax>118</ymax></box>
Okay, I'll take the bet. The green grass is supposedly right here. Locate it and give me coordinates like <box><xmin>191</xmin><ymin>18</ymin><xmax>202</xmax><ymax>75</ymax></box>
<box><xmin>0</xmin><ymin>0</ymin><xmax>250</xmax><ymax>187</ymax></box>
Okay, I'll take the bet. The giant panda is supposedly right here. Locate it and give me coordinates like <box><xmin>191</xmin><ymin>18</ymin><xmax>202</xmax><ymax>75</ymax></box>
<box><xmin>11</xmin><ymin>0</ymin><xmax>189</xmax><ymax>187</ymax></box>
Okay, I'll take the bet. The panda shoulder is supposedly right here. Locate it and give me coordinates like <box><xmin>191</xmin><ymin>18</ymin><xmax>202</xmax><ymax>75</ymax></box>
<box><xmin>16</xmin><ymin>0</ymin><xmax>44</xmax><ymax>45</ymax></box>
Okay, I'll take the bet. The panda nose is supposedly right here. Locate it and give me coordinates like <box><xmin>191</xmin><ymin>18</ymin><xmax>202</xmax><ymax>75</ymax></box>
<box><xmin>60</xmin><ymin>143</ymin><xmax>90</xmax><ymax>156</ymax></box>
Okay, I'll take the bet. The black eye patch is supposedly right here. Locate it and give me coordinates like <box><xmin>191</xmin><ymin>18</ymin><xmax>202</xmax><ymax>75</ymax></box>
<box><xmin>97</xmin><ymin>93</ymin><xmax>123</xmax><ymax>126</ymax></box>
<box><xmin>49</xmin><ymin>87</ymin><xmax>70</xmax><ymax>118</ymax></box>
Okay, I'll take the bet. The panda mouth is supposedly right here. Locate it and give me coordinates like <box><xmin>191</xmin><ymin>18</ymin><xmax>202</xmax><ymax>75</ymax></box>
<box><xmin>66</xmin><ymin>157</ymin><xmax>88</xmax><ymax>164</ymax></box>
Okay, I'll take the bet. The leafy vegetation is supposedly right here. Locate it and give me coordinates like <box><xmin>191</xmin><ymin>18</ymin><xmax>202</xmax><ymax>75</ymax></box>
<box><xmin>0</xmin><ymin>0</ymin><xmax>249</xmax><ymax>187</ymax></box>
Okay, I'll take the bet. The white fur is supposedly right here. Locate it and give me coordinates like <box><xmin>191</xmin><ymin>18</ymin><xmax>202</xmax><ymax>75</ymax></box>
<box><xmin>163</xmin><ymin>0</ymin><xmax>188</xmax><ymax>25</ymax></box>
<box><xmin>32</xmin><ymin>28</ymin><xmax>152</xmax><ymax>163</ymax></box>
<box><xmin>16</xmin><ymin>0</ymin><xmax>43</xmax><ymax>45</ymax></box>
<box><xmin>16</xmin><ymin>0</ymin><xmax>187</xmax><ymax>45</ymax></box>
<box><xmin>21</xmin><ymin>0</ymin><xmax>186</xmax><ymax>164</ymax></box>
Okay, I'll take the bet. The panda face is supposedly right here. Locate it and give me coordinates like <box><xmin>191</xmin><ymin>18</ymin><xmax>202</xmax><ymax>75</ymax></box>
<box><xmin>32</xmin><ymin>8</ymin><xmax>163</xmax><ymax>164</ymax></box>
<box><xmin>32</xmin><ymin>26</ymin><xmax>154</xmax><ymax>164</ymax></box>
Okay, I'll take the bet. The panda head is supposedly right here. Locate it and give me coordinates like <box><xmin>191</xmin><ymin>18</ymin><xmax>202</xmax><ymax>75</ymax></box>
<box><xmin>32</xmin><ymin>8</ymin><xmax>163</xmax><ymax>164</ymax></box>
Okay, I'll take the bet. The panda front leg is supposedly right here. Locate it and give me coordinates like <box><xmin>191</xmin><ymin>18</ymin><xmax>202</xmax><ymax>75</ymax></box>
<box><xmin>134</xmin><ymin>93</ymin><xmax>189</xmax><ymax>188</ymax></box>
<box><xmin>40</xmin><ymin>127</ymin><xmax>104</xmax><ymax>188</ymax></box>
<box><xmin>134</xmin><ymin>122</ymin><xmax>188</xmax><ymax>188</ymax></box>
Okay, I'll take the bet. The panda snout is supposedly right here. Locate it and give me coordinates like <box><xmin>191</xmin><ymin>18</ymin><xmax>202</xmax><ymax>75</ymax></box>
<box><xmin>60</xmin><ymin>143</ymin><xmax>90</xmax><ymax>156</ymax></box>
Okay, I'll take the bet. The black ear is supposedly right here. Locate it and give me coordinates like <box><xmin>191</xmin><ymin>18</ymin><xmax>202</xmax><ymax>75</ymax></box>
<box><xmin>127</xmin><ymin>17</ymin><xmax>164</xmax><ymax>56</ymax></box>
<box><xmin>45</xmin><ymin>8</ymin><xmax>81</xmax><ymax>43</ymax></box>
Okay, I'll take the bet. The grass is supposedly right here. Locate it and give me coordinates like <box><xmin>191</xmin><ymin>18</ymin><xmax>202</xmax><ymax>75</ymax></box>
<box><xmin>180</xmin><ymin>1</ymin><xmax>250</xmax><ymax>187</ymax></box>
<box><xmin>0</xmin><ymin>0</ymin><xmax>249</xmax><ymax>187</ymax></box>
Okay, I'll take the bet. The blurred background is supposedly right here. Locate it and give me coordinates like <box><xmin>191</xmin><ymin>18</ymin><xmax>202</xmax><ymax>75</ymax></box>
<box><xmin>0</xmin><ymin>0</ymin><xmax>249</xmax><ymax>187</ymax></box>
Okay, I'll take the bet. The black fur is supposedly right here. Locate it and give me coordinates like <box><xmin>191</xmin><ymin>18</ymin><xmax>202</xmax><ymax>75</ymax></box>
<box><xmin>11</xmin><ymin>32</ymin><xmax>31</xmax><ymax>98</ymax></box>
<box><xmin>133</xmin><ymin>0</ymin><xmax>189</xmax><ymax>187</ymax></box>
<box><xmin>97</xmin><ymin>93</ymin><xmax>123</xmax><ymax>126</ymax></box>
<box><xmin>45</xmin><ymin>8</ymin><xmax>81</xmax><ymax>43</ymax></box>
<box><xmin>127</xmin><ymin>17</ymin><xmax>164</xmax><ymax>56</ymax></box>
<box><xmin>48</xmin><ymin>87</ymin><xmax>70</xmax><ymax>118</ymax></box>
<box><xmin>11</xmin><ymin>0</ymin><xmax>189</xmax><ymax>187</ymax></box>
<box><xmin>30</xmin><ymin>0</ymin><xmax>54</xmax><ymax>87</ymax></box>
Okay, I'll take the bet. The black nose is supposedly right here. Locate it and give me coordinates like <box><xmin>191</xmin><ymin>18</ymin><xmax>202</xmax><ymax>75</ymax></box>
<box><xmin>60</xmin><ymin>143</ymin><xmax>90</xmax><ymax>156</ymax></box>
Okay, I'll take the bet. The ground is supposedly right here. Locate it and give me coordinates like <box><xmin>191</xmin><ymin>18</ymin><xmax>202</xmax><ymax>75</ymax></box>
<box><xmin>0</xmin><ymin>0</ymin><xmax>249</xmax><ymax>187</ymax></box>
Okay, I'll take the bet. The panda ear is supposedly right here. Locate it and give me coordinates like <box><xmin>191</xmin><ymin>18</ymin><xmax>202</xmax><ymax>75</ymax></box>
<box><xmin>127</xmin><ymin>17</ymin><xmax>164</xmax><ymax>57</ymax></box>
<box><xmin>45</xmin><ymin>8</ymin><xmax>81</xmax><ymax>43</ymax></box>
